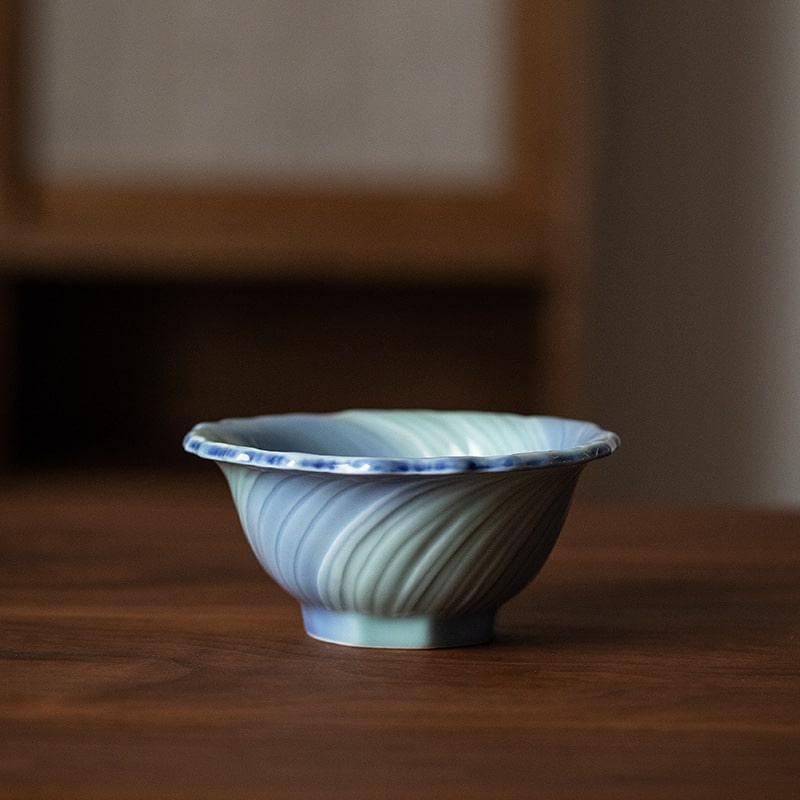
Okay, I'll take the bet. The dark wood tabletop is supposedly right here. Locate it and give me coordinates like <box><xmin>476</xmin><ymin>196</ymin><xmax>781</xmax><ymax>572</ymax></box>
<box><xmin>2</xmin><ymin>474</ymin><xmax>798</xmax><ymax>799</ymax></box>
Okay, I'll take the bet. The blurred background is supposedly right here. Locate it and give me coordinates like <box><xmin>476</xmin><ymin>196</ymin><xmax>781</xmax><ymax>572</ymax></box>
<box><xmin>1</xmin><ymin>1</ymin><xmax>798</xmax><ymax>507</ymax></box>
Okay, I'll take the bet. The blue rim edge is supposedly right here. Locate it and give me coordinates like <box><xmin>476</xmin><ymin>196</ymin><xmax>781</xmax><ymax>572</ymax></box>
<box><xmin>182</xmin><ymin>419</ymin><xmax>621</xmax><ymax>476</ymax></box>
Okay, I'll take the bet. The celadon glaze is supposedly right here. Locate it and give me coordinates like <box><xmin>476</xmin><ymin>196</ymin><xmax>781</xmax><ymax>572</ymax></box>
<box><xmin>183</xmin><ymin>410</ymin><xmax>619</xmax><ymax>648</ymax></box>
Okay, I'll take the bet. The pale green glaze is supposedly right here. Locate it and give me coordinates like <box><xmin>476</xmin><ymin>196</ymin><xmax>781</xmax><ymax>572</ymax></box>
<box><xmin>184</xmin><ymin>411</ymin><xmax>619</xmax><ymax>648</ymax></box>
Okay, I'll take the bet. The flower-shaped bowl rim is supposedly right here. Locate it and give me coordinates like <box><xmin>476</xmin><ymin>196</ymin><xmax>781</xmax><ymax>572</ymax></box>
<box><xmin>183</xmin><ymin>411</ymin><xmax>619</xmax><ymax>475</ymax></box>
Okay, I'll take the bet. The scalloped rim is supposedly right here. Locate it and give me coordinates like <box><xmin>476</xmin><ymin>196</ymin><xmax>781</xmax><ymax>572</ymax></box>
<box><xmin>182</xmin><ymin>412</ymin><xmax>620</xmax><ymax>475</ymax></box>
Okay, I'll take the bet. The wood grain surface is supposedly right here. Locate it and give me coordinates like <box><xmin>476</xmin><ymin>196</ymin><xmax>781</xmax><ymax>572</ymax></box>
<box><xmin>1</xmin><ymin>474</ymin><xmax>798</xmax><ymax>799</ymax></box>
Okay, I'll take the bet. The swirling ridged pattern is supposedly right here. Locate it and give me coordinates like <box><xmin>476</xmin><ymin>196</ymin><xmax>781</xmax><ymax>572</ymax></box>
<box><xmin>187</xmin><ymin>410</ymin><xmax>619</xmax><ymax>646</ymax></box>
<box><xmin>221</xmin><ymin>462</ymin><xmax>583</xmax><ymax>619</ymax></box>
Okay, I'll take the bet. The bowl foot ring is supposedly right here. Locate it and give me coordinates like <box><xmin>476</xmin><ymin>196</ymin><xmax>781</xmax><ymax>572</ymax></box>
<box><xmin>301</xmin><ymin>607</ymin><xmax>496</xmax><ymax>649</ymax></box>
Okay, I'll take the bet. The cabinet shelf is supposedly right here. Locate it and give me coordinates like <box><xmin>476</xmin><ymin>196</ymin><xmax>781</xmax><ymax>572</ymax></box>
<box><xmin>0</xmin><ymin>1</ymin><xmax>597</xmax><ymax>469</ymax></box>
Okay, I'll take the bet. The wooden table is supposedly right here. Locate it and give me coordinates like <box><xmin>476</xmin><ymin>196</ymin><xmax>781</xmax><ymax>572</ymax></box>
<box><xmin>2</xmin><ymin>474</ymin><xmax>799</xmax><ymax>799</ymax></box>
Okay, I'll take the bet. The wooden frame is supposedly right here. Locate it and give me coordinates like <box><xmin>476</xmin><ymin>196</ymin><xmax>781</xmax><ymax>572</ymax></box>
<box><xmin>0</xmin><ymin>1</ymin><xmax>596</xmax><ymax>416</ymax></box>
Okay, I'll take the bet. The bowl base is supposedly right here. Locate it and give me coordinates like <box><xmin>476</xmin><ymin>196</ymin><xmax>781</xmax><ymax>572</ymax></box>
<box><xmin>301</xmin><ymin>607</ymin><xmax>496</xmax><ymax>649</ymax></box>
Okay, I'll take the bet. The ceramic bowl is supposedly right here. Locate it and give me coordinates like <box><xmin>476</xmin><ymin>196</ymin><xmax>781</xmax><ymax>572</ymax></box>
<box><xmin>183</xmin><ymin>410</ymin><xmax>619</xmax><ymax>649</ymax></box>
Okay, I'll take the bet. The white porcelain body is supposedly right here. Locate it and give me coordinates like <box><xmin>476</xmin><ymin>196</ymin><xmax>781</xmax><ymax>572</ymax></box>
<box><xmin>184</xmin><ymin>410</ymin><xmax>618</xmax><ymax>648</ymax></box>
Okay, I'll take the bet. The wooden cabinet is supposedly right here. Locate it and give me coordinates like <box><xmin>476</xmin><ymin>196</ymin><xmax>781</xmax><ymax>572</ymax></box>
<box><xmin>0</xmin><ymin>2</ymin><xmax>597</xmax><ymax>471</ymax></box>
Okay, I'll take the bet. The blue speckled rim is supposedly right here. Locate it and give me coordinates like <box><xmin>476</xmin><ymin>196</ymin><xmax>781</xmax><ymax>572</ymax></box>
<box><xmin>183</xmin><ymin>412</ymin><xmax>620</xmax><ymax>476</ymax></box>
